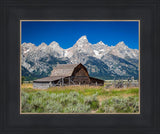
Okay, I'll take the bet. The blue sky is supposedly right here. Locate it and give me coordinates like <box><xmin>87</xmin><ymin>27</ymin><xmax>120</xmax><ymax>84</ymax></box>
<box><xmin>21</xmin><ymin>21</ymin><xmax>139</xmax><ymax>49</ymax></box>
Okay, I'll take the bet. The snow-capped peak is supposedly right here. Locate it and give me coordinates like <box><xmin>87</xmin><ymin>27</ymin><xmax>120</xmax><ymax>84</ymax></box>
<box><xmin>38</xmin><ymin>42</ymin><xmax>47</xmax><ymax>49</ymax></box>
<box><xmin>39</xmin><ymin>42</ymin><xmax>47</xmax><ymax>47</ymax></box>
<box><xmin>49</xmin><ymin>41</ymin><xmax>60</xmax><ymax>48</ymax></box>
<box><xmin>108</xmin><ymin>41</ymin><xmax>138</xmax><ymax>59</ymax></box>
<box><xmin>96</xmin><ymin>41</ymin><xmax>106</xmax><ymax>46</ymax></box>
<box><xmin>92</xmin><ymin>41</ymin><xmax>109</xmax><ymax>59</ymax></box>
<box><xmin>72</xmin><ymin>35</ymin><xmax>91</xmax><ymax>49</ymax></box>
<box><xmin>115</xmin><ymin>41</ymin><xmax>128</xmax><ymax>48</ymax></box>
<box><xmin>76</xmin><ymin>35</ymin><xmax>88</xmax><ymax>44</ymax></box>
<box><xmin>78</xmin><ymin>35</ymin><xmax>87</xmax><ymax>41</ymax></box>
<box><xmin>21</xmin><ymin>43</ymin><xmax>37</xmax><ymax>56</ymax></box>
<box><xmin>21</xmin><ymin>42</ymin><xmax>36</xmax><ymax>53</ymax></box>
<box><xmin>21</xmin><ymin>42</ymin><xmax>36</xmax><ymax>47</ymax></box>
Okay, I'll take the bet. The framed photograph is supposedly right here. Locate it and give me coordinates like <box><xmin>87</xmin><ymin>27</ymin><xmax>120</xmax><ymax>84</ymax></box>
<box><xmin>0</xmin><ymin>0</ymin><xmax>160</xmax><ymax>133</ymax></box>
<box><xmin>20</xmin><ymin>20</ymin><xmax>140</xmax><ymax>114</ymax></box>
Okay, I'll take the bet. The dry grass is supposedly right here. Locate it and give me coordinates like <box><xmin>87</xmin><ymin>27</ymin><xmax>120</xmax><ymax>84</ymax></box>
<box><xmin>48</xmin><ymin>85</ymin><xmax>102</xmax><ymax>91</ymax></box>
<box><xmin>22</xmin><ymin>84</ymin><xmax>103</xmax><ymax>93</ymax></box>
<box><xmin>21</xmin><ymin>83</ymin><xmax>33</xmax><ymax>89</ymax></box>
<box><xmin>21</xmin><ymin>83</ymin><xmax>139</xmax><ymax>98</ymax></box>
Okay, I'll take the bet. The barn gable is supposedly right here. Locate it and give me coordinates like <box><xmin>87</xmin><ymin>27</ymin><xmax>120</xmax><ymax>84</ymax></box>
<box><xmin>71</xmin><ymin>63</ymin><xmax>89</xmax><ymax>77</ymax></box>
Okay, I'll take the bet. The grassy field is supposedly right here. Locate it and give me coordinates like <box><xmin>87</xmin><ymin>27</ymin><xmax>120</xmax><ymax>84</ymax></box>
<box><xmin>21</xmin><ymin>83</ymin><xmax>139</xmax><ymax>113</ymax></box>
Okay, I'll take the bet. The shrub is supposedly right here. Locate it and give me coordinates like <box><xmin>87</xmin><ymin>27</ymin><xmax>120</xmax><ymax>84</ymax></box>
<box><xmin>84</xmin><ymin>94</ymin><xmax>99</xmax><ymax>110</ymax></box>
<box><xmin>21</xmin><ymin>91</ymin><xmax>99</xmax><ymax>113</ymax></box>
<box><xmin>44</xmin><ymin>101</ymin><xmax>63</xmax><ymax>113</ymax></box>
<box><xmin>99</xmin><ymin>96</ymin><xmax>139</xmax><ymax>113</ymax></box>
<box><xmin>21</xmin><ymin>90</ymin><xmax>139</xmax><ymax>113</ymax></box>
<box><xmin>63</xmin><ymin>103</ymin><xmax>90</xmax><ymax>113</ymax></box>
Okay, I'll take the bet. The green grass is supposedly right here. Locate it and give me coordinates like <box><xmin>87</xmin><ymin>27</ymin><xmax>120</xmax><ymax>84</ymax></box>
<box><xmin>21</xmin><ymin>84</ymin><xmax>139</xmax><ymax>113</ymax></box>
<box><xmin>106</xmin><ymin>88</ymin><xmax>139</xmax><ymax>96</ymax></box>
<box><xmin>97</xmin><ymin>96</ymin><xmax>139</xmax><ymax>113</ymax></box>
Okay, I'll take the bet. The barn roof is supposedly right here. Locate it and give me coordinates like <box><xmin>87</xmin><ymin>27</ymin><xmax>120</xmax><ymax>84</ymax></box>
<box><xmin>33</xmin><ymin>76</ymin><xmax>66</xmax><ymax>83</ymax></box>
<box><xmin>50</xmin><ymin>63</ymin><xmax>80</xmax><ymax>77</ymax></box>
<box><xmin>89</xmin><ymin>77</ymin><xmax>104</xmax><ymax>82</ymax></box>
<box><xmin>33</xmin><ymin>63</ymin><xmax>82</xmax><ymax>82</ymax></box>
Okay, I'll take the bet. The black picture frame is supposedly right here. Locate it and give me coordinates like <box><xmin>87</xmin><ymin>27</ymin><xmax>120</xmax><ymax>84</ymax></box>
<box><xmin>0</xmin><ymin>0</ymin><xmax>160</xmax><ymax>133</ymax></box>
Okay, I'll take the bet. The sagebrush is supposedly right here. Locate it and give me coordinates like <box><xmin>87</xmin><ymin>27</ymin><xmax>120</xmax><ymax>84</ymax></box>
<box><xmin>21</xmin><ymin>90</ymin><xmax>139</xmax><ymax>113</ymax></box>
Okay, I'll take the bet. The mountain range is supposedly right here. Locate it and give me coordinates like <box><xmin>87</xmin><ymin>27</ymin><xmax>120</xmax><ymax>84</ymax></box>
<box><xmin>21</xmin><ymin>35</ymin><xmax>139</xmax><ymax>81</ymax></box>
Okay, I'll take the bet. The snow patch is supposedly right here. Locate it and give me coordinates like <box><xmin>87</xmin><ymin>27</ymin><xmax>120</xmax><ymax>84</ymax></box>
<box><xmin>99</xmin><ymin>49</ymin><xmax>105</xmax><ymax>52</ymax></box>
<box><xmin>24</xmin><ymin>49</ymin><xmax>30</xmax><ymax>54</ymax></box>
<box><xmin>94</xmin><ymin>50</ymin><xmax>99</xmax><ymax>56</ymax></box>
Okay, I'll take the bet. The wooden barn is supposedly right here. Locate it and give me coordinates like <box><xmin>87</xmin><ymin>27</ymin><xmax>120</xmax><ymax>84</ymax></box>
<box><xmin>33</xmin><ymin>63</ymin><xmax>104</xmax><ymax>89</ymax></box>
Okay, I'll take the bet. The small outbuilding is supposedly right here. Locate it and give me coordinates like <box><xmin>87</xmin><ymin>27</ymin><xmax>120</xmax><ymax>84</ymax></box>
<box><xmin>33</xmin><ymin>63</ymin><xmax>104</xmax><ymax>89</ymax></box>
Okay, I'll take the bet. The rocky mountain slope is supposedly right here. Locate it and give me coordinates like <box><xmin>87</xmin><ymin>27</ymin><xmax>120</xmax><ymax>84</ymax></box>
<box><xmin>21</xmin><ymin>35</ymin><xmax>139</xmax><ymax>80</ymax></box>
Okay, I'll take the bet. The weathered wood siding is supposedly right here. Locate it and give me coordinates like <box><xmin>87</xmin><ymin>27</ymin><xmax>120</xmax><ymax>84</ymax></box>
<box><xmin>72</xmin><ymin>64</ymin><xmax>90</xmax><ymax>84</ymax></box>
<box><xmin>33</xmin><ymin>82</ymin><xmax>50</xmax><ymax>89</ymax></box>
<box><xmin>90</xmin><ymin>77</ymin><xmax>104</xmax><ymax>86</ymax></box>
<box><xmin>72</xmin><ymin>76</ymin><xmax>90</xmax><ymax>85</ymax></box>
<box><xmin>73</xmin><ymin>64</ymin><xmax>88</xmax><ymax>75</ymax></box>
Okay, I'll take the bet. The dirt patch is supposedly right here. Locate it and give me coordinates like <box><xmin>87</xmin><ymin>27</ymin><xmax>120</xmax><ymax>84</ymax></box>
<box><xmin>97</xmin><ymin>96</ymin><xmax>108</xmax><ymax>105</ymax></box>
